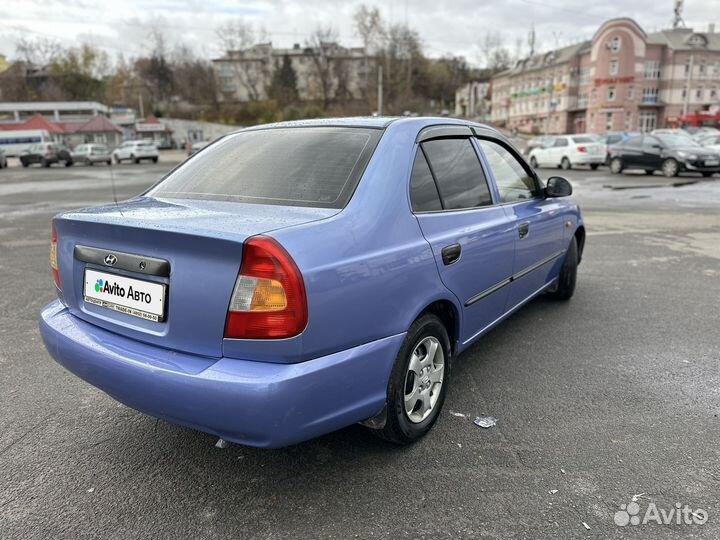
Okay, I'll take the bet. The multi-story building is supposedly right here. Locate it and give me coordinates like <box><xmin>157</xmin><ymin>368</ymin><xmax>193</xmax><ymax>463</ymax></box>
<box><xmin>491</xmin><ymin>18</ymin><xmax>720</xmax><ymax>134</ymax></box>
<box><xmin>212</xmin><ymin>42</ymin><xmax>375</xmax><ymax>103</ymax></box>
<box><xmin>454</xmin><ymin>81</ymin><xmax>491</xmax><ymax>121</ymax></box>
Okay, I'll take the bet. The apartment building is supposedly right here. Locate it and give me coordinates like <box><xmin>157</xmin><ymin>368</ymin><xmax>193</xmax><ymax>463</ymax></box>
<box><xmin>491</xmin><ymin>18</ymin><xmax>720</xmax><ymax>134</ymax></box>
<box><xmin>212</xmin><ymin>42</ymin><xmax>375</xmax><ymax>103</ymax></box>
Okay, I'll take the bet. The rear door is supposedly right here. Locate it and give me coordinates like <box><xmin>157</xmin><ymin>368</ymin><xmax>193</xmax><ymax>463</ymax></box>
<box><xmin>411</xmin><ymin>132</ymin><xmax>515</xmax><ymax>343</ymax></box>
<box><xmin>619</xmin><ymin>136</ymin><xmax>644</xmax><ymax>168</ymax></box>
<box><xmin>475</xmin><ymin>137</ymin><xmax>565</xmax><ymax>308</ymax></box>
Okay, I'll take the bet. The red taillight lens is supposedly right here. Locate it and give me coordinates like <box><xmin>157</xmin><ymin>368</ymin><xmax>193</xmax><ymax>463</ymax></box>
<box><xmin>577</xmin><ymin>146</ymin><xmax>586</xmax><ymax>153</ymax></box>
<box><xmin>225</xmin><ymin>236</ymin><xmax>307</xmax><ymax>339</ymax></box>
<box><xmin>50</xmin><ymin>223</ymin><xmax>61</xmax><ymax>289</ymax></box>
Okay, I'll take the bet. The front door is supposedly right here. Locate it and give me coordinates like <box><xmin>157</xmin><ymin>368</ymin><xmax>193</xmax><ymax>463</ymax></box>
<box><xmin>639</xmin><ymin>135</ymin><xmax>664</xmax><ymax>169</ymax></box>
<box><xmin>475</xmin><ymin>138</ymin><xmax>566</xmax><ymax>309</ymax></box>
<box><xmin>410</xmin><ymin>137</ymin><xmax>515</xmax><ymax>343</ymax></box>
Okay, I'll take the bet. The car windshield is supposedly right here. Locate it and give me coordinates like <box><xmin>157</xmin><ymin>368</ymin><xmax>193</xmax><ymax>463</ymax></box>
<box><xmin>655</xmin><ymin>134</ymin><xmax>701</xmax><ymax>148</ymax></box>
<box><xmin>148</xmin><ymin>127</ymin><xmax>382</xmax><ymax>208</ymax></box>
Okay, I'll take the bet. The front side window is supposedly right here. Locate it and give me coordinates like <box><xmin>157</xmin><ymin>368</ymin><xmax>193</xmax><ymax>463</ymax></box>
<box><xmin>553</xmin><ymin>138</ymin><xmax>569</xmax><ymax>147</ymax></box>
<box><xmin>149</xmin><ymin>127</ymin><xmax>381</xmax><ymax>208</ymax></box>
<box><xmin>409</xmin><ymin>150</ymin><xmax>442</xmax><ymax>212</ymax></box>
<box><xmin>477</xmin><ymin>139</ymin><xmax>538</xmax><ymax>203</ymax></box>
<box><xmin>421</xmin><ymin>138</ymin><xmax>492</xmax><ymax>210</ymax></box>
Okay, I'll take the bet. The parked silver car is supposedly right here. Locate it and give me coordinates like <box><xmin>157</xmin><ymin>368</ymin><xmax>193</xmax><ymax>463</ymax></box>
<box><xmin>72</xmin><ymin>144</ymin><xmax>112</xmax><ymax>166</ymax></box>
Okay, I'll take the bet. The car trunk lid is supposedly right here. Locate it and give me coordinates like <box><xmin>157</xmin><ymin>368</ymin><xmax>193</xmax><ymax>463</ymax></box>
<box><xmin>54</xmin><ymin>196</ymin><xmax>337</xmax><ymax>357</ymax></box>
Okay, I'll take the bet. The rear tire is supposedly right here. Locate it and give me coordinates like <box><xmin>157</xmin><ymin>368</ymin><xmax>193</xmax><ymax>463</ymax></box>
<box><xmin>21</xmin><ymin>160</ymin><xmax>29</xmax><ymax>168</ymax></box>
<box><xmin>701</xmin><ymin>171</ymin><xmax>714</xmax><ymax>177</ymax></box>
<box><xmin>590</xmin><ymin>163</ymin><xmax>599</xmax><ymax>170</ymax></box>
<box><xmin>645</xmin><ymin>169</ymin><xmax>654</xmax><ymax>175</ymax></box>
<box><xmin>152</xmin><ymin>157</ymin><xmax>158</xmax><ymax>163</ymax></box>
<box><xmin>661</xmin><ymin>158</ymin><xmax>679</xmax><ymax>177</ymax></box>
<box><xmin>42</xmin><ymin>159</ymin><xmax>50</xmax><ymax>168</ymax></box>
<box><xmin>547</xmin><ymin>237</ymin><xmax>578</xmax><ymax>301</ymax></box>
<box><xmin>107</xmin><ymin>160</ymin><xmax>112</xmax><ymax>166</ymax></box>
<box><xmin>561</xmin><ymin>157</ymin><xmax>571</xmax><ymax>170</ymax></box>
<box><xmin>610</xmin><ymin>157</ymin><xmax>624</xmax><ymax>174</ymax></box>
<box><xmin>530</xmin><ymin>156</ymin><xmax>538</xmax><ymax>169</ymax></box>
<box><xmin>373</xmin><ymin>314</ymin><xmax>451</xmax><ymax>445</ymax></box>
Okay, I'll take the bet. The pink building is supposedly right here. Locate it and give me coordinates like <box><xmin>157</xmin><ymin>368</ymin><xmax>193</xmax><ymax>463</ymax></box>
<box><xmin>491</xmin><ymin>18</ymin><xmax>720</xmax><ymax>135</ymax></box>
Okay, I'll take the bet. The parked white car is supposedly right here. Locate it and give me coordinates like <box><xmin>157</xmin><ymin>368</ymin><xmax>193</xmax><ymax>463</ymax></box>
<box><xmin>112</xmin><ymin>140</ymin><xmax>159</xmax><ymax>164</ymax></box>
<box><xmin>72</xmin><ymin>144</ymin><xmax>112</xmax><ymax>165</ymax></box>
<box><xmin>528</xmin><ymin>134</ymin><xmax>606</xmax><ymax>170</ymax></box>
<box><xmin>697</xmin><ymin>133</ymin><xmax>720</xmax><ymax>153</ymax></box>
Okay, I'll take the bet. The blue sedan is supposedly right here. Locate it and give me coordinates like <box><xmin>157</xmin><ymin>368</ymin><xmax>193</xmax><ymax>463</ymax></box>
<box><xmin>39</xmin><ymin>117</ymin><xmax>585</xmax><ymax>448</ymax></box>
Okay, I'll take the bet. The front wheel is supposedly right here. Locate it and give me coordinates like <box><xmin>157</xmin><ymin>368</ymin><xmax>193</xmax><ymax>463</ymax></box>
<box><xmin>610</xmin><ymin>157</ymin><xmax>624</xmax><ymax>174</ymax></box>
<box><xmin>373</xmin><ymin>314</ymin><xmax>451</xmax><ymax>445</ymax></box>
<box><xmin>661</xmin><ymin>158</ymin><xmax>679</xmax><ymax>177</ymax></box>
<box><xmin>530</xmin><ymin>156</ymin><xmax>538</xmax><ymax>169</ymax></box>
<box><xmin>547</xmin><ymin>236</ymin><xmax>578</xmax><ymax>301</ymax></box>
<box><xmin>561</xmin><ymin>157</ymin><xmax>571</xmax><ymax>170</ymax></box>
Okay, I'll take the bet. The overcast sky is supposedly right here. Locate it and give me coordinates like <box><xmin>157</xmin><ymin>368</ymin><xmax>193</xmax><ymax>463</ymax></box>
<box><xmin>1</xmin><ymin>0</ymin><xmax>719</xmax><ymax>67</ymax></box>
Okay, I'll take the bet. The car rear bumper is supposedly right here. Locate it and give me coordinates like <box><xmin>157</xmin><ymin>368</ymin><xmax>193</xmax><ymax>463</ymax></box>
<box><xmin>39</xmin><ymin>300</ymin><xmax>403</xmax><ymax>448</ymax></box>
<box><xmin>572</xmin><ymin>154</ymin><xmax>605</xmax><ymax>165</ymax></box>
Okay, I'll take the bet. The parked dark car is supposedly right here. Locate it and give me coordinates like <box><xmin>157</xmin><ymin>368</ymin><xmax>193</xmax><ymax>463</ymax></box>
<box><xmin>602</xmin><ymin>131</ymin><xmax>641</xmax><ymax>164</ymax></box>
<box><xmin>608</xmin><ymin>134</ymin><xmax>720</xmax><ymax>177</ymax></box>
<box><xmin>20</xmin><ymin>143</ymin><xmax>73</xmax><ymax>167</ymax></box>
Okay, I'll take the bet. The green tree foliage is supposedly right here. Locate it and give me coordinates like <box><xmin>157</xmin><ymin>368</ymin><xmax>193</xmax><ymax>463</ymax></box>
<box><xmin>267</xmin><ymin>55</ymin><xmax>298</xmax><ymax>107</ymax></box>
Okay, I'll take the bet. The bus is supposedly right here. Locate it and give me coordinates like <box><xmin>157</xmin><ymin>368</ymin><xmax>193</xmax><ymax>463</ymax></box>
<box><xmin>0</xmin><ymin>130</ymin><xmax>52</xmax><ymax>156</ymax></box>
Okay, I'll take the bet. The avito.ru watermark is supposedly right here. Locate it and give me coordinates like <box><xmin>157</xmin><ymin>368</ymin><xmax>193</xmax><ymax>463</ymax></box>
<box><xmin>615</xmin><ymin>499</ymin><xmax>708</xmax><ymax>526</ymax></box>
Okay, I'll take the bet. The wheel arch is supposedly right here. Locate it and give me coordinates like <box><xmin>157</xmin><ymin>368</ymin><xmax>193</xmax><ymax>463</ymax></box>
<box><xmin>574</xmin><ymin>225</ymin><xmax>586</xmax><ymax>264</ymax></box>
<box><xmin>412</xmin><ymin>298</ymin><xmax>461</xmax><ymax>356</ymax></box>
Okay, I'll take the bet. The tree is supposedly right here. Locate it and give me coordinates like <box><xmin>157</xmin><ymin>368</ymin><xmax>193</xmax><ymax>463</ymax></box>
<box><xmin>267</xmin><ymin>54</ymin><xmax>298</xmax><ymax>107</ymax></box>
<box><xmin>15</xmin><ymin>37</ymin><xmax>61</xmax><ymax>66</ymax></box>
<box><xmin>48</xmin><ymin>43</ymin><xmax>110</xmax><ymax>101</ymax></box>
<box><xmin>306</xmin><ymin>26</ymin><xmax>339</xmax><ymax>109</ymax></box>
<box><xmin>354</xmin><ymin>4</ymin><xmax>385</xmax><ymax>54</ymax></box>
<box><xmin>479</xmin><ymin>31</ymin><xmax>512</xmax><ymax>72</ymax></box>
<box><xmin>215</xmin><ymin>19</ymin><xmax>269</xmax><ymax>101</ymax></box>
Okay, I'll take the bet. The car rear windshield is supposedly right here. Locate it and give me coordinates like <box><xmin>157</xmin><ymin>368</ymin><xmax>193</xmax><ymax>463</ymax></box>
<box><xmin>572</xmin><ymin>136</ymin><xmax>595</xmax><ymax>144</ymax></box>
<box><xmin>148</xmin><ymin>127</ymin><xmax>382</xmax><ymax>208</ymax></box>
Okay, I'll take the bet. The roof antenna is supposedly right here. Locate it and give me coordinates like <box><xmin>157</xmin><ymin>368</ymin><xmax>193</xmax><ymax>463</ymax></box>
<box><xmin>109</xmin><ymin>155</ymin><xmax>123</xmax><ymax>217</ymax></box>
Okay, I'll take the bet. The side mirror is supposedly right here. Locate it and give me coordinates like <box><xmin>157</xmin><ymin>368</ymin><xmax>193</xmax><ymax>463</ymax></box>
<box><xmin>545</xmin><ymin>176</ymin><xmax>573</xmax><ymax>198</ymax></box>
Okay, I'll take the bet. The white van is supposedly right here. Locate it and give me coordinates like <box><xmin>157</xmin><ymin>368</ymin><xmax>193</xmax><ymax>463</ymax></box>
<box><xmin>0</xmin><ymin>130</ymin><xmax>52</xmax><ymax>157</ymax></box>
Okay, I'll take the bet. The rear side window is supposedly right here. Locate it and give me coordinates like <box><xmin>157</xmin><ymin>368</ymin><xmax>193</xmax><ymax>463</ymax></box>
<box><xmin>478</xmin><ymin>139</ymin><xmax>539</xmax><ymax>203</ymax></box>
<box><xmin>149</xmin><ymin>127</ymin><xmax>381</xmax><ymax>208</ymax></box>
<box><xmin>553</xmin><ymin>138</ymin><xmax>569</xmax><ymax>147</ymax></box>
<box><xmin>572</xmin><ymin>136</ymin><xmax>595</xmax><ymax>144</ymax></box>
<box><xmin>421</xmin><ymin>139</ymin><xmax>492</xmax><ymax>210</ymax></box>
<box><xmin>409</xmin><ymin>150</ymin><xmax>442</xmax><ymax>212</ymax></box>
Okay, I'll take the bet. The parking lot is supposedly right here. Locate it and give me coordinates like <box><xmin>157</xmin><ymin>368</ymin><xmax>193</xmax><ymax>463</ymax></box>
<box><xmin>1</xmin><ymin>156</ymin><xmax>719</xmax><ymax>539</ymax></box>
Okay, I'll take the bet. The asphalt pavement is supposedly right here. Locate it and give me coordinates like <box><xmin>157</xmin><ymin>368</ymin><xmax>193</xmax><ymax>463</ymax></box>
<box><xmin>1</xmin><ymin>155</ymin><xmax>719</xmax><ymax>539</ymax></box>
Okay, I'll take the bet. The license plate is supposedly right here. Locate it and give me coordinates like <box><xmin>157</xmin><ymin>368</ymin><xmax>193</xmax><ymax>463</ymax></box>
<box><xmin>84</xmin><ymin>268</ymin><xmax>166</xmax><ymax>322</ymax></box>
<box><xmin>705</xmin><ymin>159</ymin><xmax>718</xmax><ymax>167</ymax></box>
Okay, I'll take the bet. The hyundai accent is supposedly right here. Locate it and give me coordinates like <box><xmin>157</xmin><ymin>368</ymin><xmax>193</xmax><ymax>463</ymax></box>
<box><xmin>40</xmin><ymin>117</ymin><xmax>585</xmax><ymax>448</ymax></box>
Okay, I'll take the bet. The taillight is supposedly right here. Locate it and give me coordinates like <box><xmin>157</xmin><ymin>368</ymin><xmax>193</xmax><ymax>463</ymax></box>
<box><xmin>50</xmin><ymin>223</ymin><xmax>61</xmax><ymax>289</ymax></box>
<box><xmin>225</xmin><ymin>236</ymin><xmax>307</xmax><ymax>339</ymax></box>
<box><xmin>577</xmin><ymin>146</ymin><xmax>586</xmax><ymax>153</ymax></box>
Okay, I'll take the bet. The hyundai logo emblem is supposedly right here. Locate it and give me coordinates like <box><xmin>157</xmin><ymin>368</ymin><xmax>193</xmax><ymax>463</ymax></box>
<box><xmin>104</xmin><ymin>254</ymin><xmax>117</xmax><ymax>266</ymax></box>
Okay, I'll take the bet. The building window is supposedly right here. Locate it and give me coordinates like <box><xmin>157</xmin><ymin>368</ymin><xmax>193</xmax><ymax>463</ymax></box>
<box><xmin>698</xmin><ymin>61</ymin><xmax>706</xmax><ymax>78</ymax></box>
<box><xmin>627</xmin><ymin>86</ymin><xmax>634</xmax><ymax>99</ymax></box>
<box><xmin>591</xmin><ymin>88</ymin><xmax>597</xmax><ymax>103</ymax></box>
<box><xmin>609</xmin><ymin>36</ymin><xmax>621</xmax><ymax>52</ymax></box>
<box><xmin>579</xmin><ymin>67</ymin><xmax>590</xmax><ymax>84</ymax></box>
<box><xmin>641</xmin><ymin>87</ymin><xmax>659</xmax><ymax>104</ymax></box>
<box><xmin>608</xmin><ymin>86</ymin><xmax>616</xmax><ymax>101</ymax></box>
<box><xmin>644</xmin><ymin>61</ymin><xmax>661</xmax><ymax>80</ymax></box>
<box><xmin>639</xmin><ymin>111</ymin><xmax>657</xmax><ymax>132</ymax></box>
<box><xmin>610</xmin><ymin>60</ymin><xmax>619</xmax><ymax>76</ymax></box>
<box><xmin>696</xmin><ymin>86</ymin><xmax>703</xmax><ymax>99</ymax></box>
<box><xmin>682</xmin><ymin>85</ymin><xmax>687</xmax><ymax>99</ymax></box>
<box><xmin>606</xmin><ymin>112</ymin><xmax>613</xmax><ymax>131</ymax></box>
<box><xmin>684</xmin><ymin>61</ymin><xmax>691</xmax><ymax>75</ymax></box>
<box><xmin>625</xmin><ymin>112</ymin><xmax>633</xmax><ymax>131</ymax></box>
<box><xmin>711</xmin><ymin>87</ymin><xmax>718</xmax><ymax>99</ymax></box>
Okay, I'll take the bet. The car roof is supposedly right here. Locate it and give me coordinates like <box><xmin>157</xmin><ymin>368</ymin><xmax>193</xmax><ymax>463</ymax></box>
<box><xmin>230</xmin><ymin>116</ymin><xmax>502</xmax><ymax>136</ymax></box>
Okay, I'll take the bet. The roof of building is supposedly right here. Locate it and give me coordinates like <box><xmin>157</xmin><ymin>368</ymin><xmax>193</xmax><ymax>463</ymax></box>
<box><xmin>647</xmin><ymin>28</ymin><xmax>720</xmax><ymax>50</ymax></box>
<box><xmin>0</xmin><ymin>101</ymin><xmax>109</xmax><ymax>113</ymax></box>
<box><xmin>493</xmin><ymin>41</ymin><xmax>591</xmax><ymax>79</ymax></box>
<box><xmin>71</xmin><ymin>115</ymin><xmax>123</xmax><ymax>134</ymax></box>
<box><xmin>18</xmin><ymin>114</ymin><xmax>65</xmax><ymax>134</ymax></box>
<box><xmin>0</xmin><ymin>113</ymin><xmax>122</xmax><ymax>134</ymax></box>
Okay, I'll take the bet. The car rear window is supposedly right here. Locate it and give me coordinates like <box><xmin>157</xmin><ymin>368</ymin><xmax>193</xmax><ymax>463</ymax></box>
<box><xmin>148</xmin><ymin>127</ymin><xmax>382</xmax><ymax>208</ymax></box>
<box><xmin>572</xmin><ymin>136</ymin><xmax>595</xmax><ymax>144</ymax></box>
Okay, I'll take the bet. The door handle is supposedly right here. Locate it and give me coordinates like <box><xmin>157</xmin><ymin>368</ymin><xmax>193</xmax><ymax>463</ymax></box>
<box><xmin>518</xmin><ymin>222</ymin><xmax>530</xmax><ymax>239</ymax></box>
<box><xmin>441</xmin><ymin>244</ymin><xmax>462</xmax><ymax>265</ymax></box>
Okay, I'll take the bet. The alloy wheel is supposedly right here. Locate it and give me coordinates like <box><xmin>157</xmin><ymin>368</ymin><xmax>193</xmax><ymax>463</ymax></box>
<box><xmin>403</xmin><ymin>336</ymin><xmax>445</xmax><ymax>423</ymax></box>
